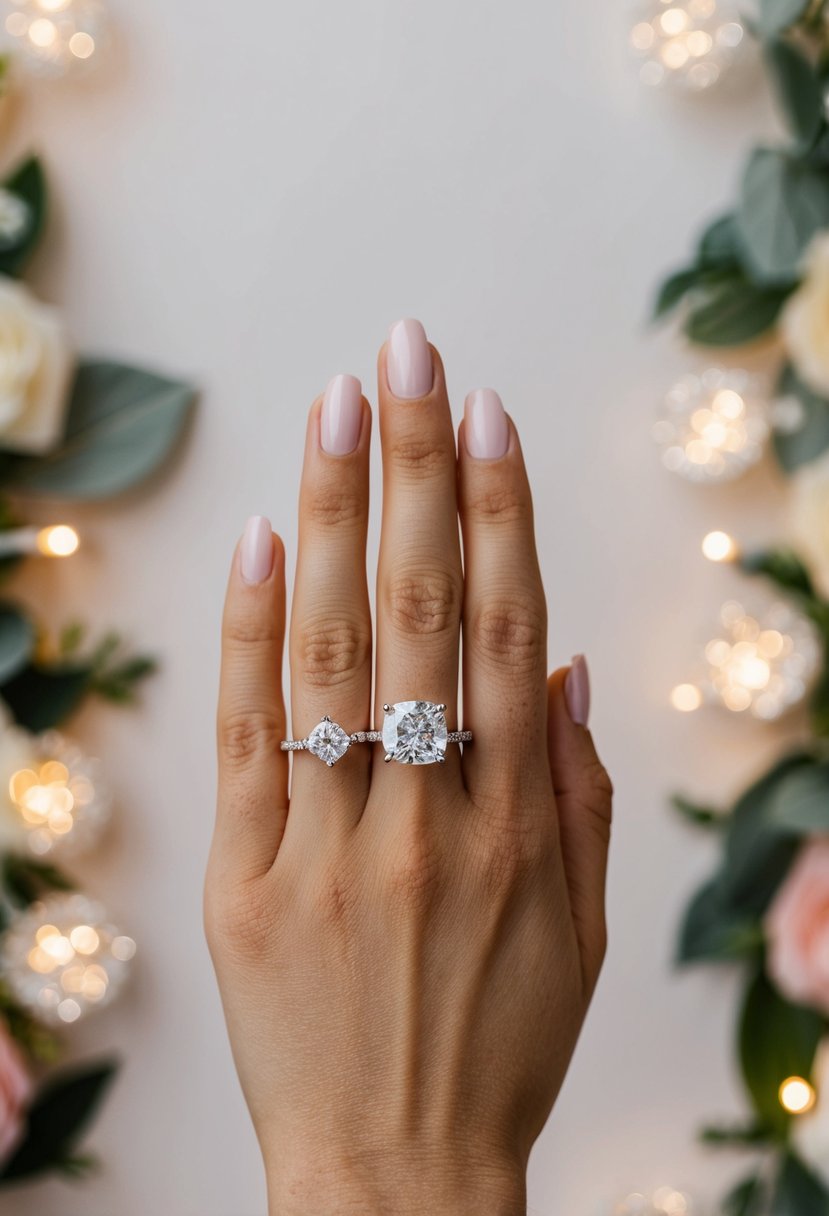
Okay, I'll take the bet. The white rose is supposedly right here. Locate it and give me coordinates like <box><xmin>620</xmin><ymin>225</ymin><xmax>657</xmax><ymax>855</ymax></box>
<box><xmin>0</xmin><ymin>706</ymin><xmax>36</xmax><ymax>851</ymax></box>
<box><xmin>793</xmin><ymin>1040</ymin><xmax>829</xmax><ymax>1186</ymax></box>
<box><xmin>781</xmin><ymin>234</ymin><xmax>829</xmax><ymax>398</ymax></box>
<box><xmin>0</xmin><ymin>276</ymin><xmax>72</xmax><ymax>455</ymax></box>
<box><xmin>789</xmin><ymin>448</ymin><xmax>829</xmax><ymax>598</ymax></box>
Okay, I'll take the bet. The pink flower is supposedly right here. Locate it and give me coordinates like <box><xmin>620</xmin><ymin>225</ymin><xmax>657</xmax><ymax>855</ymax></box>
<box><xmin>0</xmin><ymin>1017</ymin><xmax>31</xmax><ymax>1163</ymax></box>
<box><xmin>767</xmin><ymin>838</ymin><xmax>829</xmax><ymax>1014</ymax></box>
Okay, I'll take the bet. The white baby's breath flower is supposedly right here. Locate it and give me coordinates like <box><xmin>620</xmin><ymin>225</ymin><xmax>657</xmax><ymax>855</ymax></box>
<box><xmin>782</xmin><ymin>234</ymin><xmax>829</xmax><ymax>398</ymax></box>
<box><xmin>0</xmin><ymin>276</ymin><xmax>72</xmax><ymax>454</ymax></box>
<box><xmin>0</xmin><ymin>191</ymin><xmax>29</xmax><ymax>248</ymax></box>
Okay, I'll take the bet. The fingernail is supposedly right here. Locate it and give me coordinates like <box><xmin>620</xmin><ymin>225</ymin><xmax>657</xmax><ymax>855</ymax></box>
<box><xmin>464</xmin><ymin>388</ymin><xmax>509</xmax><ymax>459</ymax></box>
<box><xmin>321</xmin><ymin>374</ymin><xmax>363</xmax><ymax>455</ymax></box>
<box><xmin>565</xmin><ymin>655</ymin><xmax>591</xmax><ymax>728</ymax></box>
<box><xmin>240</xmin><ymin>515</ymin><xmax>274</xmax><ymax>585</ymax></box>
<box><xmin>387</xmin><ymin>318</ymin><xmax>433</xmax><ymax>399</ymax></box>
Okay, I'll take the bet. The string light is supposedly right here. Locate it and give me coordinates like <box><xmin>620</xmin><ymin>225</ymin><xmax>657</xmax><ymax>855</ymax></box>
<box><xmin>671</xmin><ymin>683</ymin><xmax>703</xmax><ymax>712</ymax></box>
<box><xmin>0</xmin><ymin>524</ymin><xmax>79</xmax><ymax>558</ymax></box>
<box><xmin>8</xmin><ymin>731</ymin><xmax>111</xmax><ymax>857</ymax></box>
<box><xmin>4</xmin><ymin>0</ymin><xmax>108</xmax><ymax>77</ymax></box>
<box><xmin>630</xmin><ymin>0</ymin><xmax>748</xmax><ymax>91</ymax></box>
<box><xmin>654</xmin><ymin>369</ymin><xmax>769</xmax><ymax>483</ymax></box>
<box><xmin>780</xmin><ymin>1077</ymin><xmax>816</xmax><ymax>1115</ymax></box>
<box><xmin>0</xmin><ymin>893</ymin><xmax>135</xmax><ymax>1025</ymax></box>
<box><xmin>614</xmin><ymin>1188</ymin><xmax>693</xmax><ymax>1215</ymax></box>
<box><xmin>702</xmin><ymin>530</ymin><xmax>738</xmax><ymax>562</ymax></box>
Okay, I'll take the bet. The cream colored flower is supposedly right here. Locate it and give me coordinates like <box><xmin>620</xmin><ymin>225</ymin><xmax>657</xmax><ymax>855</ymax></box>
<box><xmin>0</xmin><ymin>708</ymin><xmax>37</xmax><ymax>851</ymax></box>
<box><xmin>0</xmin><ymin>276</ymin><xmax>72</xmax><ymax>454</ymax></box>
<box><xmin>793</xmin><ymin>1039</ymin><xmax>829</xmax><ymax>1187</ymax></box>
<box><xmin>789</xmin><ymin>449</ymin><xmax>829</xmax><ymax>598</ymax></box>
<box><xmin>781</xmin><ymin>234</ymin><xmax>829</xmax><ymax>398</ymax></box>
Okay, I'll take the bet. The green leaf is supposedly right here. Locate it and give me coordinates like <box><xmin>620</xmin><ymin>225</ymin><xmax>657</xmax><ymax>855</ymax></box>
<box><xmin>756</xmin><ymin>0</ymin><xmax>812</xmax><ymax>37</ymax></box>
<box><xmin>677</xmin><ymin>876</ymin><xmax>763</xmax><ymax>964</ymax></box>
<box><xmin>739</xmin><ymin>970</ymin><xmax>823</xmax><ymax>1137</ymax></box>
<box><xmin>1</xmin><ymin>856</ymin><xmax>73</xmax><ymax>908</ymax></box>
<box><xmin>766</xmin><ymin>39</ymin><xmax>824</xmax><ymax>148</ymax></box>
<box><xmin>0</xmin><ymin>1060</ymin><xmax>118</xmax><ymax>1183</ymax></box>
<box><xmin>723</xmin><ymin>1174</ymin><xmax>768</xmax><ymax>1216</ymax></box>
<box><xmin>763</xmin><ymin>764</ymin><xmax>829</xmax><ymax>832</ymax></box>
<box><xmin>653</xmin><ymin>267</ymin><xmax>704</xmax><ymax>319</ymax></box>
<box><xmin>0</xmin><ymin>662</ymin><xmax>91</xmax><ymax>731</ymax></box>
<box><xmin>738</xmin><ymin>148</ymin><xmax>829</xmax><ymax>284</ymax></box>
<box><xmin>672</xmin><ymin>793</ymin><xmax>728</xmax><ymax>829</ymax></box>
<box><xmin>0</xmin><ymin>605</ymin><xmax>34</xmax><ymax>684</ymax></box>
<box><xmin>684</xmin><ymin>271</ymin><xmax>789</xmax><ymax>346</ymax></box>
<box><xmin>771</xmin><ymin>1152</ymin><xmax>829</xmax><ymax>1214</ymax></box>
<box><xmin>811</xmin><ymin>664</ymin><xmax>829</xmax><ymax>737</ymax></box>
<box><xmin>10</xmin><ymin>361</ymin><xmax>197</xmax><ymax>500</ymax></box>
<box><xmin>0</xmin><ymin>156</ymin><xmax>46</xmax><ymax>278</ymax></box>
<box><xmin>698</xmin><ymin>213</ymin><xmax>743</xmax><ymax>267</ymax></box>
<box><xmin>0</xmin><ymin>984</ymin><xmax>60</xmax><ymax>1064</ymax></box>
<box><xmin>773</xmin><ymin>365</ymin><xmax>829</xmax><ymax>470</ymax></box>
<box><xmin>700</xmin><ymin>1122</ymin><xmax>772</xmax><ymax>1148</ymax></box>
<box><xmin>740</xmin><ymin>546</ymin><xmax>817</xmax><ymax>599</ymax></box>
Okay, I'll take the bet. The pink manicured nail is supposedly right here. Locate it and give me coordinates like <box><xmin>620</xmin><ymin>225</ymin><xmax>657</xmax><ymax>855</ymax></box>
<box><xmin>240</xmin><ymin>515</ymin><xmax>274</xmax><ymax>585</ymax></box>
<box><xmin>464</xmin><ymin>388</ymin><xmax>509</xmax><ymax>459</ymax></box>
<box><xmin>321</xmin><ymin>374</ymin><xmax>362</xmax><ymax>455</ymax></box>
<box><xmin>565</xmin><ymin>655</ymin><xmax>591</xmax><ymax>727</ymax></box>
<box><xmin>387</xmin><ymin>318</ymin><xmax>433</xmax><ymax>399</ymax></box>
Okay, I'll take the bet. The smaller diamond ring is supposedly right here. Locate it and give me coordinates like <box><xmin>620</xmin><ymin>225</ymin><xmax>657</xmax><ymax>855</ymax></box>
<box><xmin>281</xmin><ymin>716</ymin><xmax>355</xmax><ymax>767</ymax></box>
<box><xmin>352</xmin><ymin>700</ymin><xmax>472</xmax><ymax>766</ymax></box>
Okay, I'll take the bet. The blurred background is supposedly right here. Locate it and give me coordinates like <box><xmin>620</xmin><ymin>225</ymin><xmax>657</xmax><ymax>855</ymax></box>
<box><xmin>0</xmin><ymin>0</ymin><xmax>804</xmax><ymax>1212</ymax></box>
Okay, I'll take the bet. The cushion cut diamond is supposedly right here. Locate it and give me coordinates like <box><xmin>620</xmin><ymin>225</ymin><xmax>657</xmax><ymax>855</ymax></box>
<box><xmin>382</xmin><ymin>701</ymin><xmax>448</xmax><ymax>765</ymax></box>
<box><xmin>307</xmin><ymin>718</ymin><xmax>351</xmax><ymax>766</ymax></box>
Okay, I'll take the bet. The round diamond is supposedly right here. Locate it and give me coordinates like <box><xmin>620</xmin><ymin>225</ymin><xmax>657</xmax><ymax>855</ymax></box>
<box><xmin>382</xmin><ymin>701</ymin><xmax>448</xmax><ymax>765</ymax></box>
<box><xmin>306</xmin><ymin>718</ymin><xmax>351</xmax><ymax>766</ymax></box>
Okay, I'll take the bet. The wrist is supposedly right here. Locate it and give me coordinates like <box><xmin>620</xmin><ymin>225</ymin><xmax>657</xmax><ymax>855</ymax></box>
<box><xmin>265</xmin><ymin>1147</ymin><xmax>527</xmax><ymax>1216</ymax></box>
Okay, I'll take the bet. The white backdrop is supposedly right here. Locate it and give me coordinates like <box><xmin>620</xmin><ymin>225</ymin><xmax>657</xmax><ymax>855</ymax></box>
<box><xmin>0</xmin><ymin>2</ymin><xmax>803</xmax><ymax>1213</ymax></box>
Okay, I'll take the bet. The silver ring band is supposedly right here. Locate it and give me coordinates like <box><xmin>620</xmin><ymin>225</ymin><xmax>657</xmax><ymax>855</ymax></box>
<box><xmin>350</xmin><ymin>730</ymin><xmax>472</xmax><ymax>744</ymax></box>
<box><xmin>280</xmin><ymin>702</ymin><xmax>472</xmax><ymax>768</ymax></box>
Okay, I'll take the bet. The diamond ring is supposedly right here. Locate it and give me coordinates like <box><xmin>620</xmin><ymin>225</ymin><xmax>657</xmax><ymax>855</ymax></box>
<box><xmin>352</xmin><ymin>700</ymin><xmax>472</xmax><ymax>766</ymax></box>
<box><xmin>280</xmin><ymin>716</ymin><xmax>355</xmax><ymax>767</ymax></box>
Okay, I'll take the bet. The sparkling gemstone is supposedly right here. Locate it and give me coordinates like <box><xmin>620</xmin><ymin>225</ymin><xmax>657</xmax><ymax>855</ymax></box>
<box><xmin>382</xmin><ymin>701</ymin><xmax>448</xmax><ymax>765</ymax></box>
<box><xmin>307</xmin><ymin>718</ymin><xmax>351</xmax><ymax>766</ymax></box>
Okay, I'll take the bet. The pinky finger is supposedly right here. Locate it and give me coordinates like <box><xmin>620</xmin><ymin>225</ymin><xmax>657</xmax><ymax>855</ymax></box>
<box><xmin>213</xmin><ymin>516</ymin><xmax>289</xmax><ymax>882</ymax></box>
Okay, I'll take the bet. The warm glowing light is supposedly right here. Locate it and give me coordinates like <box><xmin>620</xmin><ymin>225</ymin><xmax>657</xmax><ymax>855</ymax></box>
<box><xmin>28</xmin><ymin>17</ymin><xmax>56</xmax><ymax>46</ymax></box>
<box><xmin>780</xmin><ymin>1077</ymin><xmax>816</xmax><ymax>1114</ymax></box>
<box><xmin>661</xmin><ymin>37</ymin><xmax>690</xmax><ymax>69</ymax></box>
<box><xmin>686</xmin><ymin>29</ymin><xmax>713</xmax><ymax>56</ymax></box>
<box><xmin>702</xmin><ymin>531</ymin><xmax>737</xmax><ymax>563</ymax></box>
<box><xmin>69</xmin><ymin>925</ymin><xmax>99</xmax><ymax>955</ymax></box>
<box><xmin>36</xmin><ymin>0</ymin><xmax>71</xmax><ymax>9</ymax></box>
<box><xmin>69</xmin><ymin>31</ymin><xmax>95</xmax><ymax>58</ymax></box>
<box><xmin>631</xmin><ymin>21</ymin><xmax>656</xmax><ymax>49</ymax></box>
<box><xmin>5</xmin><ymin>12</ymin><xmax>28</xmax><ymax>36</ymax></box>
<box><xmin>671</xmin><ymin>683</ymin><xmax>702</xmax><ymax>712</ymax></box>
<box><xmin>655</xmin><ymin>369</ymin><xmax>768</xmax><ymax>482</ymax></box>
<box><xmin>36</xmin><ymin>525</ymin><xmax>79</xmax><ymax>557</ymax></box>
<box><xmin>660</xmin><ymin>7</ymin><xmax>689</xmax><ymax>34</ymax></box>
<box><xmin>10</xmin><ymin>763</ymin><xmax>76</xmax><ymax>834</ymax></box>
<box><xmin>112</xmin><ymin>935</ymin><xmax>137</xmax><ymax>961</ymax></box>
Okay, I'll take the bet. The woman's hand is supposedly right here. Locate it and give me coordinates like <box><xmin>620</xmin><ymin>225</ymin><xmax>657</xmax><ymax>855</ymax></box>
<box><xmin>205</xmin><ymin>320</ymin><xmax>613</xmax><ymax>1216</ymax></box>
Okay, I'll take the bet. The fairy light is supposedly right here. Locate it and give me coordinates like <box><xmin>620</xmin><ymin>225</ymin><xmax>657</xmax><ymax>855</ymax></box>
<box><xmin>630</xmin><ymin>0</ymin><xmax>748</xmax><ymax>91</ymax></box>
<box><xmin>702</xmin><ymin>530</ymin><xmax>738</xmax><ymax>562</ymax></box>
<box><xmin>654</xmin><ymin>369</ymin><xmax>769</xmax><ymax>483</ymax></box>
<box><xmin>7</xmin><ymin>732</ymin><xmax>110</xmax><ymax>858</ymax></box>
<box><xmin>0</xmin><ymin>893</ymin><xmax>135</xmax><ymax>1025</ymax></box>
<box><xmin>671</xmin><ymin>683</ymin><xmax>703</xmax><ymax>712</ymax></box>
<box><xmin>36</xmin><ymin>524</ymin><xmax>79</xmax><ymax>557</ymax></box>
<box><xmin>4</xmin><ymin>0</ymin><xmax>108</xmax><ymax>77</ymax></box>
<box><xmin>614</xmin><ymin>1189</ymin><xmax>693</xmax><ymax>1215</ymax></box>
<box><xmin>780</xmin><ymin>1077</ymin><xmax>816</xmax><ymax>1114</ymax></box>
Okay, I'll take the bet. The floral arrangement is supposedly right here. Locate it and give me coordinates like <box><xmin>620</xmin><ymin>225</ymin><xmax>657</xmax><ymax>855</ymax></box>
<box><xmin>652</xmin><ymin>1</ymin><xmax>829</xmax><ymax>1211</ymax></box>
<box><xmin>0</xmin><ymin>124</ymin><xmax>194</xmax><ymax>1186</ymax></box>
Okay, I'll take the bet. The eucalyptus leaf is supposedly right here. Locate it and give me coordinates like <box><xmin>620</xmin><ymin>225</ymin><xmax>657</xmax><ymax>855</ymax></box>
<box><xmin>11</xmin><ymin>361</ymin><xmax>196</xmax><ymax>500</ymax></box>
<box><xmin>0</xmin><ymin>1060</ymin><xmax>118</xmax><ymax>1182</ymax></box>
<box><xmin>672</xmin><ymin>793</ymin><xmax>727</xmax><ymax>829</ymax></box>
<box><xmin>740</xmin><ymin>546</ymin><xmax>817</xmax><ymax>599</ymax></box>
<box><xmin>0</xmin><ymin>604</ymin><xmax>34</xmax><ymax>684</ymax></box>
<box><xmin>677</xmin><ymin>876</ymin><xmax>763</xmax><ymax>964</ymax></box>
<box><xmin>762</xmin><ymin>763</ymin><xmax>829</xmax><ymax>833</ymax></box>
<box><xmin>765</xmin><ymin>39</ymin><xmax>824</xmax><ymax>148</ymax></box>
<box><xmin>0</xmin><ymin>662</ymin><xmax>91</xmax><ymax>731</ymax></box>
<box><xmin>684</xmin><ymin>273</ymin><xmax>788</xmax><ymax>346</ymax></box>
<box><xmin>738</xmin><ymin>148</ymin><xmax>829</xmax><ymax>283</ymax></box>
<box><xmin>771</xmin><ymin>1152</ymin><xmax>829</xmax><ymax>1214</ymax></box>
<box><xmin>697</xmin><ymin>213</ymin><xmax>742</xmax><ymax>267</ymax></box>
<box><xmin>739</xmin><ymin>971</ymin><xmax>823</xmax><ymax>1137</ymax></box>
<box><xmin>773</xmin><ymin>365</ymin><xmax>829</xmax><ymax>470</ymax></box>
<box><xmin>723</xmin><ymin>1173</ymin><xmax>767</xmax><ymax>1216</ymax></box>
<box><xmin>653</xmin><ymin>267</ymin><xmax>702</xmax><ymax>319</ymax></box>
<box><xmin>0</xmin><ymin>156</ymin><xmax>46</xmax><ymax>278</ymax></box>
<box><xmin>700</xmin><ymin>1123</ymin><xmax>772</xmax><ymax>1148</ymax></box>
<box><xmin>756</xmin><ymin>0</ymin><xmax>812</xmax><ymax>36</ymax></box>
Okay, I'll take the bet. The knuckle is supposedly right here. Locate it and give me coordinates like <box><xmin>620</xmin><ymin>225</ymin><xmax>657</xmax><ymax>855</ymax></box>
<box><xmin>223</xmin><ymin>614</ymin><xmax>280</xmax><ymax>648</ymax></box>
<box><xmin>387</xmin><ymin>435</ymin><xmax>454</xmax><ymax>479</ymax></box>
<box><xmin>218</xmin><ymin>710</ymin><xmax>283</xmax><ymax>769</ymax></box>
<box><xmin>309</xmin><ymin>863</ymin><xmax>362</xmax><ymax>931</ymax></box>
<box><xmin>469</xmin><ymin>596</ymin><xmax>546</xmax><ymax>672</ymax></box>
<box><xmin>204</xmin><ymin>882</ymin><xmax>275</xmax><ymax>960</ymax></box>
<box><xmin>306</xmin><ymin>482</ymin><xmax>365</xmax><ymax>530</ymax></box>
<box><xmin>471</xmin><ymin>816</ymin><xmax>553</xmax><ymax>893</ymax></box>
<box><xmin>297</xmin><ymin>618</ymin><xmax>372</xmax><ymax>689</ymax></box>
<box><xmin>466</xmin><ymin>482</ymin><xmax>530</xmax><ymax>526</ymax></box>
<box><xmin>386</xmin><ymin>568</ymin><xmax>462</xmax><ymax>638</ymax></box>
<box><xmin>381</xmin><ymin>827</ymin><xmax>444</xmax><ymax>913</ymax></box>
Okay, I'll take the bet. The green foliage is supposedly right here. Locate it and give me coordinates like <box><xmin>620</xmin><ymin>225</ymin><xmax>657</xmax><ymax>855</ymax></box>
<box><xmin>770</xmin><ymin>1152</ymin><xmax>829</xmax><ymax>1213</ymax></box>
<box><xmin>0</xmin><ymin>1060</ymin><xmax>118</xmax><ymax>1184</ymax></box>
<box><xmin>0</xmin><ymin>856</ymin><xmax>73</xmax><ymax>909</ymax></box>
<box><xmin>700</xmin><ymin>1122</ymin><xmax>772</xmax><ymax>1148</ymax></box>
<box><xmin>0</xmin><ymin>605</ymin><xmax>34</xmax><ymax>684</ymax></box>
<box><xmin>672</xmin><ymin>793</ymin><xmax>728</xmax><ymax>829</ymax></box>
<box><xmin>0</xmin><ymin>156</ymin><xmax>46</xmax><ymax>278</ymax></box>
<box><xmin>1</xmin><ymin>662</ymin><xmax>91</xmax><ymax>732</ymax></box>
<box><xmin>8</xmin><ymin>361</ymin><xmax>196</xmax><ymax>499</ymax></box>
<box><xmin>740</xmin><ymin>547</ymin><xmax>817</xmax><ymax>599</ymax></box>
<box><xmin>0</xmin><ymin>981</ymin><xmax>60</xmax><ymax>1065</ymax></box>
<box><xmin>765</xmin><ymin>39</ymin><xmax>824</xmax><ymax>148</ymax></box>
<box><xmin>722</xmin><ymin>1173</ymin><xmax>767</xmax><ymax>1216</ymax></box>
<box><xmin>738</xmin><ymin>970</ymin><xmax>824</xmax><ymax>1138</ymax></box>
<box><xmin>755</xmin><ymin>0</ymin><xmax>813</xmax><ymax>37</ymax></box>
<box><xmin>684</xmin><ymin>270</ymin><xmax>790</xmax><ymax>346</ymax></box>
<box><xmin>772</xmin><ymin>366</ymin><xmax>829</xmax><ymax>470</ymax></box>
<box><xmin>738</xmin><ymin>149</ymin><xmax>829</xmax><ymax>284</ymax></box>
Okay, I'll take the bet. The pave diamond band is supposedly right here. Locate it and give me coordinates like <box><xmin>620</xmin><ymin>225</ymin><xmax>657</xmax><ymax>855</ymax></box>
<box><xmin>281</xmin><ymin>703</ymin><xmax>472</xmax><ymax>768</ymax></box>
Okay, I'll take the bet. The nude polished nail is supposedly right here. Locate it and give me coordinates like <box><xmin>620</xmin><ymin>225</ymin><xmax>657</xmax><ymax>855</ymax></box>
<box><xmin>321</xmin><ymin>374</ymin><xmax>362</xmax><ymax>455</ymax></box>
<box><xmin>464</xmin><ymin>388</ymin><xmax>509</xmax><ymax>459</ymax></box>
<box><xmin>387</xmin><ymin>318</ymin><xmax>433</xmax><ymax>399</ymax></box>
<box><xmin>565</xmin><ymin>655</ymin><xmax>591</xmax><ymax>728</ymax></box>
<box><xmin>240</xmin><ymin>515</ymin><xmax>274</xmax><ymax>585</ymax></box>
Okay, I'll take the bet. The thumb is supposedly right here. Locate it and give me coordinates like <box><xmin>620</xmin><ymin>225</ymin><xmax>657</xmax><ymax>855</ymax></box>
<box><xmin>548</xmin><ymin>656</ymin><xmax>613</xmax><ymax>997</ymax></box>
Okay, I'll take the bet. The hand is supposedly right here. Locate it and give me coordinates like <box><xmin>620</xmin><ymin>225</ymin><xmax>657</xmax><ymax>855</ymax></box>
<box><xmin>205</xmin><ymin>320</ymin><xmax>613</xmax><ymax>1216</ymax></box>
